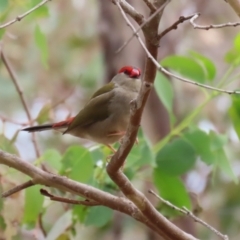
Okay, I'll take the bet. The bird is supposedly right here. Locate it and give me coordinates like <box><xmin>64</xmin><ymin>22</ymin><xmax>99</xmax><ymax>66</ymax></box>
<box><xmin>22</xmin><ymin>66</ymin><xmax>142</xmax><ymax>152</ymax></box>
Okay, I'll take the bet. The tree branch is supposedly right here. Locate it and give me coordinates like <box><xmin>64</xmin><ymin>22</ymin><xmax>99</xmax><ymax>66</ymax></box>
<box><xmin>0</xmin><ymin>47</ymin><xmax>40</xmax><ymax>158</ymax></box>
<box><xmin>225</xmin><ymin>0</ymin><xmax>240</xmax><ymax>17</ymax></box>
<box><xmin>2</xmin><ymin>180</ymin><xmax>35</xmax><ymax>198</ymax></box>
<box><xmin>190</xmin><ymin>13</ymin><xmax>240</xmax><ymax>30</ymax></box>
<box><xmin>114</xmin><ymin>8</ymin><xmax>240</xmax><ymax>95</ymax></box>
<box><xmin>0</xmin><ymin>0</ymin><xmax>51</xmax><ymax>29</ymax></box>
<box><xmin>158</xmin><ymin>13</ymin><xmax>197</xmax><ymax>39</ymax></box>
<box><xmin>116</xmin><ymin>1</ymin><xmax>169</xmax><ymax>54</ymax></box>
<box><xmin>40</xmin><ymin>189</ymin><xmax>100</xmax><ymax>206</ymax></box>
<box><xmin>142</xmin><ymin>0</ymin><xmax>157</xmax><ymax>12</ymax></box>
<box><xmin>0</xmin><ymin>149</ymin><xmax>163</xmax><ymax>236</ymax></box>
<box><xmin>149</xmin><ymin>190</ymin><xmax>229</xmax><ymax>240</ymax></box>
<box><xmin>107</xmin><ymin>1</ymin><xmax>198</xmax><ymax>240</ymax></box>
<box><xmin>112</xmin><ymin>0</ymin><xmax>145</xmax><ymax>25</ymax></box>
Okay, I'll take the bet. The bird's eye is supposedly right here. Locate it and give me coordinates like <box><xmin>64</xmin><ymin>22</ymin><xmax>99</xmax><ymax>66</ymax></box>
<box><xmin>118</xmin><ymin>66</ymin><xmax>141</xmax><ymax>79</ymax></box>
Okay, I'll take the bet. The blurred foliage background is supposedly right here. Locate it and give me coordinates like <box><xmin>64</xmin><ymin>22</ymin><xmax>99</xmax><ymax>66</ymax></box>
<box><xmin>1</xmin><ymin>0</ymin><xmax>240</xmax><ymax>239</ymax></box>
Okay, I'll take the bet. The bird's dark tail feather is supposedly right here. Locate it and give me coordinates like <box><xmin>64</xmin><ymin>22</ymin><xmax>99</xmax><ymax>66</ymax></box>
<box><xmin>22</xmin><ymin>124</ymin><xmax>54</xmax><ymax>132</ymax></box>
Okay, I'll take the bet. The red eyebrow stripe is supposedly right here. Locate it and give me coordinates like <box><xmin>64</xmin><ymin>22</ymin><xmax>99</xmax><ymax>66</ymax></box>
<box><xmin>53</xmin><ymin>117</ymin><xmax>75</xmax><ymax>128</ymax></box>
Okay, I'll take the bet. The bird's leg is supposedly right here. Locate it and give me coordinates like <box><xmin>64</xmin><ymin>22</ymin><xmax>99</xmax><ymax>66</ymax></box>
<box><xmin>106</xmin><ymin>144</ymin><xmax>116</xmax><ymax>153</ymax></box>
<box><xmin>106</xmin><ymin>131</ymin><xmax>126</xmax><ymax>152</ymax></box>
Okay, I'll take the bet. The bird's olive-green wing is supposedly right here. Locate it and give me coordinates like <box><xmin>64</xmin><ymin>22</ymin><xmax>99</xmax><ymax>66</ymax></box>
<box><xmin>90</xmin><ymin>82</ymin><xmax>115</xmax><ymax>99</ymax></box>
<box><xmin>65</xmin><ymin>84</ymin><xmax>115</xmax><ymax>133</ymax></box>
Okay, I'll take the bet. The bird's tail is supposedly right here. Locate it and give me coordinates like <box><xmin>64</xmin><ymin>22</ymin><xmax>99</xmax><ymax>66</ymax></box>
<box><xmin>22</xmin><ymin>124</ymin><xmax>54</xmax><ymax>132</ymax></box>
<box><xmin>22</xmin><ymin>117</ymin><xmax>75</xmax><ymax>132</ymax></box>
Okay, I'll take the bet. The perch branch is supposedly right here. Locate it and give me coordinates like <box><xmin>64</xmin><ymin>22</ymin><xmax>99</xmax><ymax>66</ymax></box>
<box><xmin>107</xmin><ymin>1</ymin><xmax>198</xmax><ymax>240</ymax></box>
<box><xmin>0</xmin><ymin>149</ymin><xmax>163</xmax><ymax>236</ymax></box>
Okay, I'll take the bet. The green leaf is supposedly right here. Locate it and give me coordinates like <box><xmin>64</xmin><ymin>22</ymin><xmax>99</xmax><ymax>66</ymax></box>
<box><xmin>188</xmin><ymin>51</ymin><xmax>216</xmax><ymax>81</ymax></box>
<box><xmin>156</xmin><ymin>138</ymin><xmax>196</xmax><ymax>176</ymax></box>
<box><xmin>40</xmin><ymin>149</ymin><xmax>62</xmax><ymax>172</ymax></box>
<box><xmin>0</xmin><ymin>183</ymin><xmax>3</xmax><ymax>212</ymax></box>
<box><xmin>0</xmin><ymin>0</ymin><xmax>8</xmax><ymax>12</ymax></box>
<box><xmin>46</xmin><ymin>210</ymin><xmax>72</xmax><ymax>240</ymax></box>
<box><xmin>161</xmin><ymin>55</ymin><xmax>205</xmax><ymax>83</ymax></box>
<box><xmin>27</xmin><ymin>0</ymin><xmax>49</xmax><ymax>19</ymax></box>
<box><xmin>23</xmin><ymin>185</ymin><xmax>44</xmax><ymax>225</ymax></box>
<box><xmin>34</xmin><ymin>24</ymin><xmax>48</xmax><ymax>68</ymax></box>
<box><xmin>154</xmin><ymin>72</ymin><xmax>173</xmax><ymax>112</ymax></box>
<box><xmin>73</xmin><ymin>205</ymin><xmax>88</xmax><ymax>223</ymax></box>
<box><xmin>209</xmin><ymin>131</ymin><xmax>228</xmax><ymax>151</ymax></box>
<box><xmin>229</xmin><ymin>94</ymin><xmax>240</xmax><ymax>139</ymax></box>
<box><xmin>61</xmin><ymin>146</ymin><xmax>94</xmax><ymax>183</ymax></box>
<box><xmin>125</xmin><ymin>132</ymin><xmax>155</xmax><ymax>170</ymax></box>
<box><xmin>0</xmin><ymin>134</ymin><xmax>18</xmax><ymax>154</ymax></box>
<box><xmin>154</xmin><ymin>72</ymin><xmax>175</xmax><ymax>124</ymax></box>
<box><xmin>0</xmin><ymin>215</ymin><xmax>6</xmax><ymax>230</ymax></box>
<box><xmin>36</xmin><ymin>102</ymin><xmax>52</xmax><ymax>124</ymax></box>
<box><xmin>153</xmin><ymin>168</ymin><xmax>191</xmax><ymax>213</ymax></box>
<box><xmin>208</xmin><ymin>131</ymin><xmax>237</xmax><ymax>182</ymax></box>
<box><xmin>81</xmin><ymin>53</ymin><xmax>104</xmax><ymax>88</ymax></box>
<box><xmin>224</xmin><ymin>34</ymin><xmax>240</xmax><ymax>65</ymax></box>
<box><xmin>0</xmin><ymin>29</ymin><xmax>5</xmax><ymax>40</ymax></box>
<box><xmin>234</xmin><ymin>33</ymin><xmax>240</xmax><ymax>51</ymax></box>
<box><xmin>214</xmin><ymin>148</ymin><xmax>237</xmax><ymax>183</ymax></box>
<box><xmin>84</xmin><ymin>206</ymin><xmax>113</xmax><ymax>227</ymax></box>
<box><xmin>183</xmin><ymin>129</ymin><xmax>215</xmax><ymax>165</ymax></box>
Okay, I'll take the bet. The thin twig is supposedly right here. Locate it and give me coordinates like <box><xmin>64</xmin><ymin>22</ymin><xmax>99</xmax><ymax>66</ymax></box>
<box><xmin>0</xmin><ymin>115</ymin><xmax>29</xmax><ymax>126</ymax></box>
<box><xmin>2</xmin><ymin>180</ymin><xmax>35</xmax><ymax>198</ymax></box>
<box><xmin>38</xmin><ymin>213</ymin><xmax>47</xmax><ymax>237</ymax></box>
<box><xmin>190</xmin><ymin>13</ymin><xmax>240</xmax><ymax>30</ymax></box>
<box><xmin>40</xmin><ymin>189</ymin><xmax>100</xmax><ymax>206</ymax></box>
<box><xmin>116</xmin><ymin>1</ymin><xmax>169</xmax><ymax>54</ymax></box>
<box><xmin>0</xmin><ymin>0</ymin><xmax>51</xmax><ymax>29</ymax></box>
<box><xmin>0</xmin><ymin>48</ymin><xmax>41</xmax><ymax>157</ymax></box>
<box><xmin>158</xmin><ymin>13</ymin><xmax>197</xmax><ymax>39</ymax></box>
<box><xmin>149</xmin><ymin>190</ymin><xmax>229</xmax><ymax>240</ymax></box>
<box><xmin>142</xmin><ymin>0</ymin><xmax>156</xmax><ymax>12</ymax></box>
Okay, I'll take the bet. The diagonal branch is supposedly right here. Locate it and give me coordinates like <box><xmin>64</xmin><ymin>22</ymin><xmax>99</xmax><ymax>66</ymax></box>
<box><xmin>0</xmin><ymin>47</ymin><xmax>40</xmax><ymax>157</ymax></box>
<box><xmin>112</xmin><ymin>0</ymin><xmax>145</xmax><ymax>25</ymax></box>
<box><xmin>149</xmin><ymin>190</ymin><xmax>229</xmax><ymax>240</ymax></box>
<box><xmin>2</xmin><ymin>180</ymin><xmax>35</xmax><ymax>198</ymax></box>
<box><xmin>107</xmin><ymin>1</ymin><xmax>198</xmax><ymax>240</ymax></box>
<box><xmin>226</xmin><ymin>0</ymin><xmax>240</xmax><ymax>17</ymax></box>
<box><xmin>0</xmin><ymin>0</ymin><xmax>51</xmax><ymax>29</ymax></box>
<box><xmin>116</xmin><ymin>1</ymin><xmax>169</xmax><ymax>54</ymax></box>
<box><xmin>0</xmin><ymin>149</ymin><xmax>163</xmax><ymax>236</ymax></box>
